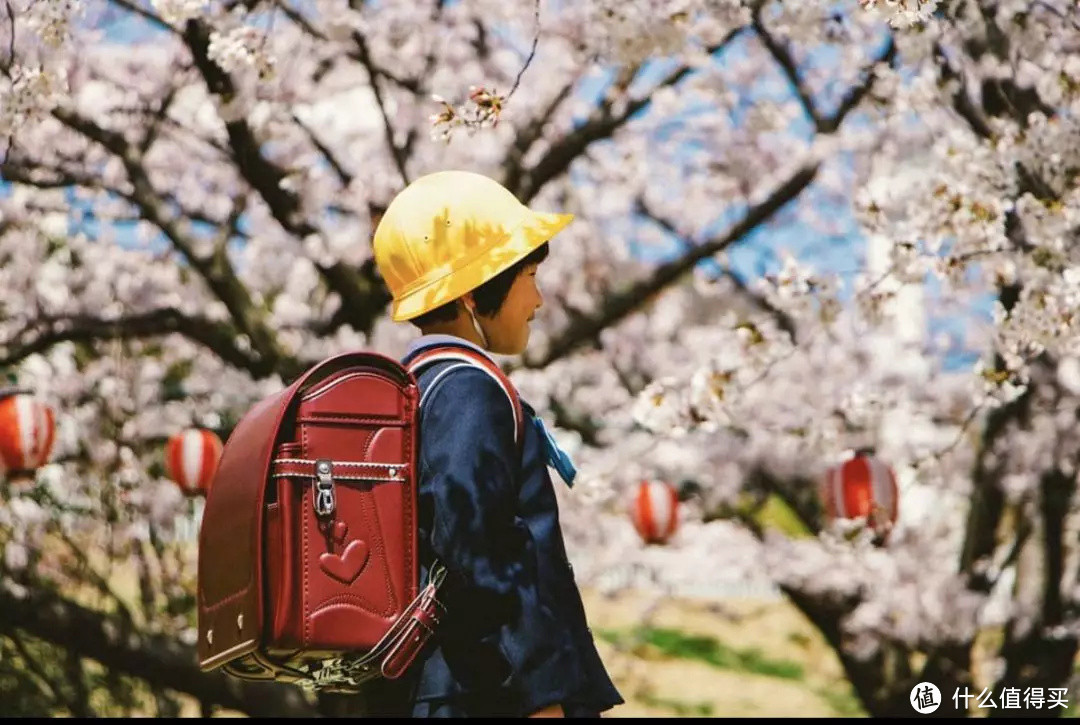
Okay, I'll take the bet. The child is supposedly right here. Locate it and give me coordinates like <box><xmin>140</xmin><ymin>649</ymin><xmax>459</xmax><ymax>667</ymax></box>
<box><xmin>367</xmin><ymin>170</ymin><xmax>624</xmax><ymax>718</ymax></box>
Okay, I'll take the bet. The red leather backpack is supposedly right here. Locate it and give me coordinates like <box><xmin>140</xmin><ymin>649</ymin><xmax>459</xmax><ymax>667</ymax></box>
<box><xmin>196</xmin><ymin>347</ymin><xmax>522</xmax><ymax>693</ymax></box>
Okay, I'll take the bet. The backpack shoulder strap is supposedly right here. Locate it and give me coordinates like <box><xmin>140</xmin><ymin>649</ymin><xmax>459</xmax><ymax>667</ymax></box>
<box><xmin>406</xmin><ymin>347</ymin><xmax>525</xmax><ymax>452</ymax></box>
<box><xmin>401</xmin><ymin>347</ymin><xmax>524</xmax><ymax>651</ymax></box>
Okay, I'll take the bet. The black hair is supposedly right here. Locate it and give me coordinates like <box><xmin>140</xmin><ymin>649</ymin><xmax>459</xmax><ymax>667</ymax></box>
<box><xmin>410</xmin><ymin>242</ymin><xmax>549</xmax><ymax>328</ymax></box>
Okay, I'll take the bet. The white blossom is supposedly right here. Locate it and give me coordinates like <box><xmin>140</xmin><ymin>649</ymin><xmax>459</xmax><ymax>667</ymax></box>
<box><xmin>208</xmin><ymin>25</ymin><xmax>276</xmax><ymax>80</ymax></box>
<box><xmin>151</xmin><ymin>0</ymin><xmax>208</xmax><ymax>27</ymax></box>
<box><xmin>2</xmin><ymin>0</ymin><xmax>1080</xmax><ymax>705</ymax></box>
<box><xmin>858</xmin><ymin>0</ymin><xmax>939</xmax><ymax>28</ymax></box>
<box><xmin>0</xmin><ymin>65</ymin><xmax>68</xmax><ymax>135</ymax></box>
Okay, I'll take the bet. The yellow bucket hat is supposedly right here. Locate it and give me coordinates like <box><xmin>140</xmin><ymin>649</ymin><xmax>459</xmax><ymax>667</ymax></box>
<box><xmin>373</xmin><ymin>170</ymin><xmax>574</xmax><ymax>322</ymax></box>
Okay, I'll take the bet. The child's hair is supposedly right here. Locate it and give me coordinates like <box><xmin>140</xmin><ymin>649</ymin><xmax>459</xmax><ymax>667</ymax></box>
<box><xmin>410</xmin><ymin>242</ymin><xmax>550</xmax><ymax>329</ymax></box>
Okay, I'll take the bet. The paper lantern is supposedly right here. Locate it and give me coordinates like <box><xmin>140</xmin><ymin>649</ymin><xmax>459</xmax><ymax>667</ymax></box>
<box><xmin>630</xmin><ymin>480</ymin><xmax>679</xmax><ymax>545</ymax></box>
<box><xmin>165</xmin><ymin>428</ymin><xmax>223</xmax><ymax>498</ymax></box>
<box><xmin>0</xmin><ymin>390</ymin><xmax>56</xmax><ymax>482</ymax></box>
<box><xmin>819</xmin><ymin>451</ymin><xmax>898</xmax><ymax>539</ymax></box>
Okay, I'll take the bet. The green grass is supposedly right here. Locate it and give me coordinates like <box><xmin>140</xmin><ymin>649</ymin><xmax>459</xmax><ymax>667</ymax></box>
<box><xmin>787</xmin><ymin>631</ymin><xmax>813</xmax><ymax>649</ymax></box>
<box><xmin>752</xmin><ymin>494</ymin><xmax>814</xmax><ymax>538</ymax></box>
<box><xmin>813</xmin><ymin>684</ymin><xmax>866</xmax><ymax>717</ymax></box>
<box><xmin>638</xmin><ymin>691</ymin><xmax>715</xmax><ymax>716</ymax></box>
<box><xmin>597</xmin><ymin>626</ymin><xmax>805</xmax><ymax>681</ymax></box>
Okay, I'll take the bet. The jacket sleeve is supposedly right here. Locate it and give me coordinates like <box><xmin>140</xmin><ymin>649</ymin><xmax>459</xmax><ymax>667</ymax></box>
<box><xmin>419</xmin><ymin>367</ymin><xmax>581</xmax><ymax>714</ymax></box>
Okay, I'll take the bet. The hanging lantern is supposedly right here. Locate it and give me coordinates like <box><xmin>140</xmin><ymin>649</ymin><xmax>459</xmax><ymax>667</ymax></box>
<box><xmin>819</xmin><ymin>450</ymin><xmax>898</xmax><ymax>541</ymax></box>
<box><xmin>165</xmin><ymin>428</ymin><xmax>223</xmax><ymax>498</ymax></box>
<box><xmin>629</xmin><ymin>480</ymin><xmax>679</xmax><ymax>545</ymax></box>
<box><xmin>0</xmin><ymin>389</ymin><xmax>56</xmax><ymax>483</ymax></box>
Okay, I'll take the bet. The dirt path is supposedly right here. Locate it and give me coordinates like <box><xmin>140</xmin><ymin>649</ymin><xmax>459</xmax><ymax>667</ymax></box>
<box><xmin>579</xmin><ymin>588</ymin><xmax>864</xmax><ymax>718</ymax></box>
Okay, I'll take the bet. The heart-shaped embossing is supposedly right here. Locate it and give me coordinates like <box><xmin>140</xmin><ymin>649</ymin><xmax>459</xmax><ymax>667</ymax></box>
<box><xmin>319</xmin><ymin>539</ymin><xmax>370</xmax><ymax>584</ymax></box>
<box><xmin>332</xmin><ymin>521</ymin><xmax>348</xmax><ymax>544</ymax></box>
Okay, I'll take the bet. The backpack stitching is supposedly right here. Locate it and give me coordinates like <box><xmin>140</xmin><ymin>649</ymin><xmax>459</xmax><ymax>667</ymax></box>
<box><xmin>302</xmin><ymin>423</ymin><xmax>310</xmax><ymax>645</ymax></box>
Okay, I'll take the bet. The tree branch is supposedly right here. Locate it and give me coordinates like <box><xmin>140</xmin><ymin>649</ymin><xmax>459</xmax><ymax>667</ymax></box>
<box><xmin>138</xmin><ymin>83</ymin><xmax>181</xmax><ymax>156</ymax></box>
<box><xmin>745</xmin><ymin>465</ymin><xmax>824</xmax><ymax>533</ymax></box>
<box><xmin>752</xmin><ymin>4</ymin><xmax>895</xmax><ymax>135</ymax></box>
<box><xmin>752</xmin><ymin>5</ymin><xmax>823</xmax><ymax>130</ymax></box>
<box><xmin>181</xmin><ymin>20</ymin><xmax>313</xmax><ymax>238</ymax></box>
<box><xmin>0</xmin><ymin>309</ymin><xmax>298</xmax><ymax>380</ymax></box>
<box><xmin>284</xmin><ymin>16</ymin><xmax>418</xmax><ymax>95</ymax></box>
<box><xmin>0</xmin><ymin>584</ymin><xmax>318</xmax><ymax>717</ymax></box>
<box><xmin>934</xmin><ymin>43</ymin><xmax>994</xmax><ymax>140</ymax></box>
<box><xmin>181</xmin><ymin>18</ymin><xmax>391</xmax><ymax>335</ymax></box>
<box><xmin>636</xmin><ymin>197</ymin><xmax>798</xmax><ymax>339</ymax></box>
<box><xmin>960</xmin><ymin>386</ymin><xmax>1033</xmax><ymax>585</ymax></box>
<box><xmin>106</xmin><ymin>0</ymin><xmax>174</xmax><ymax>34</ymax></box>
<box><xmin>292</xmin><ymin>112</ymin><xmax>354</xmax><ymax>188</ymax></box>
<box><xmin>503</xmin><ymin>0</ymin><xmax>541</xmax><ymax>103</ymax></box>
<box><xmin>521</xmin><ymin>24</ymin><xmax>896</xmax><ymax>367</ymax></box>
<box><xmin>336</xmin><ymin>0</ymin><xmax>425</xmax><ymax>93</ymax></box>
<box><xmin>272</xmin><ymin>0</ymin><xmax>328</xmax><ymax>42</ymax></box>
<box><xmin>508</xmin><ymin>27</ymin><xmax>746</xmax><ymax>203</ymax></box>
<box><xmin>525</xmin><ymin>164</ymin><xmax>819</xmax><ymax>369</ymax></box>
<box><xmin>64</xmin><ymin>648</ymin><xmax>93</xmax><ymax>717</ymax></box>
<box><xmin>992</xmin><ymin>465</ymin><xmax>1079</xmax><ymax>695</ymax></box>
<box><xmin>501</xmin><ymin>74</ymin><xmax>579</xmax><ymax>197</ymax></box>
<box><xmin>7</xmin><ymin>631</ymin><xmax>66</xmax><ymax>708</ymax></box>
<box><xmin>819</xmin><ymin>36</ymin><xmax>896</xmax><ymax>134</ymax></box>
<box><xmin>0</xmin><ymin>159</ymin><xmax>107</xmax><ymax>191</ymax></box>
<box><xmin>0</xmin><ymin>158</ymin><xmax>241</xmax><ymax>234</ymax></box>
<box><xmin>49</xmin><ymin>105</ymin><xmax>292</xmax><ymax>371</ymax></box>
<box><xmin>351</xmin><ymin>29</ymin><xmax>410</xmax><ymax>186</ymax></box>
<box><xmin>547</xmin><ymin>395</ymin><xmax>602</xmax><ymax>447</ymax></box>
<box><xmin>731</xmin><ymin>464</ymin><xmax>965</xmax><ymax>716</ymax></box>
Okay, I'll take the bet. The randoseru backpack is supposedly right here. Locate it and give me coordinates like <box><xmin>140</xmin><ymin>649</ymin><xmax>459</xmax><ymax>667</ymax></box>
<box><xmin>196</xmin><ymin>346</ymin><xmax>523</xmax><ymax>693</ymax></box>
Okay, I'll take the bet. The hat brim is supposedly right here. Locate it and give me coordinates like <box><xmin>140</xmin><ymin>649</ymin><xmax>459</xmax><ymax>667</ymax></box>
<box><xmin>391</xmin><ymin>211</ymin><xmax>574</xmax><ymax>322</ymax></box>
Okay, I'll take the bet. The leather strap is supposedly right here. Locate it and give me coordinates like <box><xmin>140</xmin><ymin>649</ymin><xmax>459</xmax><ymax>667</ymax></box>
<box><xmin>371</xmin><ymin>346</ymin><xmax>526</xmax><ymax>681</ymax></box>
<box><xmin>269</xmin><ymin>458</ymin><xmax>407</xmax><ymax>482</ymax></box>
<box><xmin>406</xmin><ymin>346</ymin><xmax>525</xmax><ymax>453</ymax></box>
<box><xmin>379</xmin><ymin>584</ymin><xmax>447</xmax><ymax>680</ymax></box>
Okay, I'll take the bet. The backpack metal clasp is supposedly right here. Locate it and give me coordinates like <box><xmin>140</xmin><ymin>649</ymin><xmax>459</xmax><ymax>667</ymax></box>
<box><xmin>314</xmin><ymin>459</ymin><xmax>336</xmax><ymax>518</ymax></box>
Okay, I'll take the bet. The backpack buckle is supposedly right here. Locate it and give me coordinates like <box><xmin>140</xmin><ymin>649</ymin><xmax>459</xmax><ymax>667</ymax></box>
<box><xmin>313</xmin><ymin>459</ymin><xmax>336</xmax><ymax>518</ymax></box>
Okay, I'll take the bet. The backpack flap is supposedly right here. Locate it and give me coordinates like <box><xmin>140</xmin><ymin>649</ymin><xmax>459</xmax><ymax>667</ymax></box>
<box><xmin>197</xmin><ymin>387</ymin><xmax>294</xmax><ymax>671</ymax></box>
<box><xmin>281</xmin><ymin>359</ymin><xmax>419</xmax><ymax>652</ymax></box>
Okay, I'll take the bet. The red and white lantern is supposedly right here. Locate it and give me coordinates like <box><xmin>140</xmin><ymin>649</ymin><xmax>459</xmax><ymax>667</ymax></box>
<box><xmin>629</xmin><ymin>480</ymin><xmax>679</xmax><ymax>545</ymax></box>
<box><xmin>0</xmin><ymin>390</ymin><xmax>56</xmax><ymax>482</ymax></box>
<box><xmin>819</xmin><ymin>451</ymin><xmax>899</xmax><ymax>539</ymax></box>
<box><xmin>165</xmin><ymin>428</ymin><xmax>223</xmax><ymax>498</ymax></box>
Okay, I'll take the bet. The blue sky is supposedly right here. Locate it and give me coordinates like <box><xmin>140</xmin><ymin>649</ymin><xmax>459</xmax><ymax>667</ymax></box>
<box><xmin>57</xmin><ymin>2</ymin><xmax>989</xmax><ymax>369</ymax></box>
<box><xmin>567</xmin><ymin>27</ymin><xmax>991</xmax><ymax>371</ymax></box>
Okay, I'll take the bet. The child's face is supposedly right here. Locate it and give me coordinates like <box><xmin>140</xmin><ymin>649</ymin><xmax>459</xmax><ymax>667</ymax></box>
<box><xmin>482</xmin><ymin>263</ymin><xmax>543</xmax><ymax>355</ymax></box>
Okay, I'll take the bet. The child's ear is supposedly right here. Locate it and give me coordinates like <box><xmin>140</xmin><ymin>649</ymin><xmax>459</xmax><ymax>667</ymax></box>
<box><xmin>461</xmin><ymin>295</ymin><xmax>477</xmax><ymax>316</ymax></box>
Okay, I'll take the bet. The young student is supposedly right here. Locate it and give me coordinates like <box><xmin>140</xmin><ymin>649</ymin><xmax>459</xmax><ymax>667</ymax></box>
<box><xmin>366</xmin><ymin>170</ymin><xmax>624</xmax><ymax>718</ymax></box>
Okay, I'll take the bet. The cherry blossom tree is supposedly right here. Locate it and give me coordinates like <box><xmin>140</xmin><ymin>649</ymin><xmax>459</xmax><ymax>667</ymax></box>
<box><xmin>595</xmin><ymin>0</ymin><xmax>1080</xmax><ymax>716</ymax></box>
<box><xmin>0</xmin><ymin>0</ymin><xmax>1076</xmax><ymax>717</ymax></box>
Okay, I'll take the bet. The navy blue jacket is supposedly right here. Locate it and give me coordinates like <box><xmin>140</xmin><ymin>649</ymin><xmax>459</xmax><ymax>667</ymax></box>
<box><xmin>391</xmin><ymin>337</ymin><xmax>624</xmax><ymax>717</ymax></box>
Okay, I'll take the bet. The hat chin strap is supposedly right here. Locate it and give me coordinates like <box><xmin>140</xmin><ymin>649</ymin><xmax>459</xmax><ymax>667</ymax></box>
<box><xmin>466</xmin><ymin>304</ymin><xmax>490</xmax><ymax>349</ymax></box>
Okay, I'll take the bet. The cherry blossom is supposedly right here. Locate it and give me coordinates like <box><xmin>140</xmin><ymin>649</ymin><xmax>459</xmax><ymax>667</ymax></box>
<box><xmin>1</xmin><ymin>0</ymin><xmax>1079</xmax><ymax>717</ymax></box>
